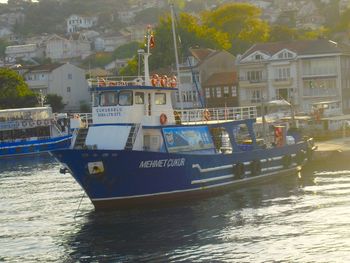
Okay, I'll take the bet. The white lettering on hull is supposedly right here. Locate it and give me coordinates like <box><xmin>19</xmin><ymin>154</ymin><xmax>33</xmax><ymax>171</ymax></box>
<box><xmin>139</xmin><ymin>158</ymin><xmax>185</xmax><ymax>168</ymax></box>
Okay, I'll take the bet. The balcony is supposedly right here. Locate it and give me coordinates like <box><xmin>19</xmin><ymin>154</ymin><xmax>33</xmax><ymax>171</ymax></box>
<box><xmin>272</xmin><ymin>77</ymin><xmax>293</xmax><ymax>86</ymax></box>
<box><xmin>239</xmin><ymin>78</ymin><xmax>267</xmax><ymax>88</ymax></box>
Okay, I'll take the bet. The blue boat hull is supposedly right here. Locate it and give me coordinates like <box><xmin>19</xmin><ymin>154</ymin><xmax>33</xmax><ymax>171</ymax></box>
<box><xmin>0</xmin><ymin>135</ymin><xmax>72</xmax><ymax>158</ymax></box>
<box><xmin>51</xmin><ymin>141</ymin><xmax>311</xmax><ymax>210</ymax></box>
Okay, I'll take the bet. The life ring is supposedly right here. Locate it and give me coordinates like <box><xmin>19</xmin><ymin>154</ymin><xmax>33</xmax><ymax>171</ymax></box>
<box><xmin>250</xmin><ymin>160</ymin><xmax>261</xmax><ymax>176</ymax></box>
<box><xmin>98</xmin><ymin>78</ymin><xmax>106</xmax><ymax>87</ymax></box>
<box><xmin>151</xmin><ymin>74</ymin><xmax>159</xmax><ymax>86</ymax></box>
<box><xmin>44</xmin><ymin>120</ymin><xmax>50</xmax><ymax>126</ymax></box>
<box><xmin>233</xmin><ymin>163</ymin><xmax>245</xmax><ymax>179</ymax></box>
<box><xmin>282</xmin><ymin>155</ymin><xmax>292</xmax><ymax>168</ymax></box>
<box><xmin>170</xmin><ymin>76</ymin><xmax>177</xmax><ymax>88</ymax></box>
<box><xmin>203</xmin><ymin>109</ymin><xmax>211</xmax><ymax>121</ymax></box>
<box><xmin>160</xmin><ymin>75</ymin><xmax>168</xmax><ymax>87</ymax></box>
<box><xmin>37</xmin><ymin>120</ymin><xmax>42</xmax><ymax>126</ymax></box>
<box><xmin>160</xmin><ymin>113</ymin><xmax>168</xmax><ymax>125</ymax></box>
<box><xmin>21</xmin><ymin>121</ymin><xmax>27</xmax><ymax>127</ymax></box>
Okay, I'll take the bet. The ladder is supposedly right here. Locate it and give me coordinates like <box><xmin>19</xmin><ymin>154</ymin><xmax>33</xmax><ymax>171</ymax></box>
<box><xmin>124</xmin><ymin>124</ymin><xmax>140</xmax><ymax>150</ymax></box>
<box><xmin>73</xmin><ymin>128</ymin><xmax>88</xmax><ymax>149</ymax></box>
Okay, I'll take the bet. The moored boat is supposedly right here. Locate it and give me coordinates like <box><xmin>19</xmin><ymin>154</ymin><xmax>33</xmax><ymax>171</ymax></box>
<box><xmin>0</xmin><ymin>106</ymin><xmax>71</xmax><ymax>158</ymax></box>
<box><xmin>50</xmin><ymin>28</ymin><xmax>316</xmax><ymax>210</ymax></box>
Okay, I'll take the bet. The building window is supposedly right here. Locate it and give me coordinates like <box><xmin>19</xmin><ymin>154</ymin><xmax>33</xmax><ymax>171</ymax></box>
<box><xmin>205</xmin><ymin>88</ymin><xmax>210</xmax><ymax>98</ymax></box>
<box><xmin>250</xmin><ymin>89</ymin><xmax>261</xmax><ymax>103</ymax></box>
<box><xmin>67</xmin><ymin>87</ymin><xmax>71</xmax><ymax>93</ymax></box>
<box><xmin>255</xmin><ymin>54</ymin><xmax>263</xmax><ymax>60</ymax></box>
<box><xmin>223</xmin><ymin>86</ymin><xmax>229</xmax><ymax>96</ymax></box>
<box><xmin>216</xmin><ymin>87</ymin><xmax>222</xmax><ymax>98</ymax></box>
<box><xmin>247</xmin><ymin>71</ymin><xmax>262</xmax><ymax>82</ymax></box>
<box><xmin>68</xmin><ymin>73</ymin><xmax>72</xmax><ymax>80</ymax></box>
<box><xmin>275</xmin><ymin>67</ymin><xmax>290</xmax><ymax>81</ymax></box>
<box><xmin>231</xmin><ymin>86</ymin><xmax>237</xmax><ymax>97</ymax></box>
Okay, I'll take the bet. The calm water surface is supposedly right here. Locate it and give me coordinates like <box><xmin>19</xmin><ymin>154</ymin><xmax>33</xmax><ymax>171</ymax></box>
<box><xmin>1</xmin><ymin>156</ymin><xmax>350</xmax><ymax>262</ymax></box>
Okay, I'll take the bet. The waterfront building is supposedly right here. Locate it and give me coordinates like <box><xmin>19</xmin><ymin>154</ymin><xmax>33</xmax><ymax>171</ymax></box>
<box><xmin>18</xmin><ymin>63</ymin><xmax>90</xmax><ymax>112</ymax></box>
<box><xmin>173</xmin><ymin>48</ymin><xmax>236</xmax><ymax>109</ymax></box>
<box><xmin>237</xmin><ymin>39</ymin><xmax>350</xmax><ymax>115</ymax></box>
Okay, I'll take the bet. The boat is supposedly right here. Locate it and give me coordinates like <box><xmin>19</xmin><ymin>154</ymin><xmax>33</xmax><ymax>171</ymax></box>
<box><xmin>0</xmin><ymin>106</ymin><xmax>71</xmax><ymax>158</ymax></box>
<box><xmin>50</xmin><ymin>27</ymin><xmax>316</xmax><ymax>210</ymax></box>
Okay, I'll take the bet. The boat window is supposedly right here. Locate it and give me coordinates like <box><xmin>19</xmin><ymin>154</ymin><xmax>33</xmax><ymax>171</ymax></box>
<box><xmin>93</xmin><ymin>93</ymin><xmax>100</xmax><ymax>106</ymax></box>
<box><xmin>155</xmin><ymin>93</ymin><xmax>166</xmax><ymax>105</ymax></box>
<box><xmin>135</xmin><ymin>92</ymin><xmax>144</xmax><ymax>104</ymax></box>
<box><xmin>101</xmin><ymin>92</ymin><xmax>118</xmax><ymax>106</ymax></box>
<box><xmin>119</xmin><ymin>91</ymin><xmax>133</xmax><ymax>106</ymax></box>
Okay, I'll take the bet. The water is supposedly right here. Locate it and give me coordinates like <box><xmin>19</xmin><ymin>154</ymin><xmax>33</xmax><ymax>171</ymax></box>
<box><xmin>1</xmin><ymin>156</ymin><xmax>350</xmax><ymax>262</ymax></box>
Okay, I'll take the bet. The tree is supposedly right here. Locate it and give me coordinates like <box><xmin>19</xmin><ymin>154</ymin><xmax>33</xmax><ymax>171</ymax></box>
<box><xmin>0</xmin><ymin>68</ymin><xmax>36</xmax><ymax>109</ymax></box>
<box><xmin>119</xmin><ymin>56</ymin><xmax>138</xmax><ymax>76</ymax></box>
<box><xmin>45</xmin><ymin>94</ymin><xmax>65</xmax><ymax>112</ymax></box>
<box><xmin>113</xmin><ymin>41</ymin><xmax>141</xmax><ymax>60</ymax></box>
<box><xmin>201</xmin><ymin>3</ymin><xmax>270</xmax><ymax>55</ymax></box>
<box><xmin>149</xmin><ymin>12</ymin><xmax>230</xmax><ymax>70</ymax></box>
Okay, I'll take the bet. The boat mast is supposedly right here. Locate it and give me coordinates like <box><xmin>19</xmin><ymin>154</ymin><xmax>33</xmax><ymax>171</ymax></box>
<box><xmin>170</xmin><ymin>3</ymin><xmax>183</xmax><ymax>110</ymax></box>
<box><xmin>143</xmin><ymin>26</ymin><xmax>152</xmax><ymax>86</ymax></box>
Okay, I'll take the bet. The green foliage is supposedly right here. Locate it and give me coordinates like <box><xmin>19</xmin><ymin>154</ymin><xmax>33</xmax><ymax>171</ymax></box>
<box><xmin>79</xmin><ymin>102</ymin><xmax>91</xmax><ymax>113</ymax></box>
<box><xmin>332</xmin><ymin>8</ymin><xmax>350</xmax><ymax>33</ymax></box>
<box><xmin>113</xmin><ymin>42</ymin><xmax>141</xmax><ymax>59</ymax></box>
<box><xmin>0</xmin><ymin>68</ymin><xmax>36</xmax><ymax>109</ymax></box>
<box><xmin>269</xmin><ymin>25</ymin><xmax>299</xmax><ymax>42</ymax></box>
<box><xmin>134</xmin><ymin>7</ymin><xmax>165</xmax><ymax>25</ymax></box>
<box><xmin>45</xmin><ymin>94</ymin><xmax>65</xmax><ymax>113</ymax></box>
<box><xmin>149</xmin><ymin>12</ymin><xmax>231</xmax><ymax>70</ymax></box>
<box><xmin>0</xmin><ymin>38</ymin><xmax>9</xmax><ymax>56</ymax></box>
<box><xmin>202</xmin><ymin>3</ymin><xmax>270</xmax><ymax>55</ymax></box>
<box><xmin>82</xmin><ymin>52</ymin><xmax>114</xmax><ymax>68</ymax></box>
<box><xmin>119</xmin><ymin>56</ymin><xmax>138</xmax><ymax>76</ymax></box>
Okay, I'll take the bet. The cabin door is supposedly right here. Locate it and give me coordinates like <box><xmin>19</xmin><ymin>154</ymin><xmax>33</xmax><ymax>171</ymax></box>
<box><xmin>148</xmin><ymin>93</ymin><xmax>152</xmax><ymax>116</ymax></box>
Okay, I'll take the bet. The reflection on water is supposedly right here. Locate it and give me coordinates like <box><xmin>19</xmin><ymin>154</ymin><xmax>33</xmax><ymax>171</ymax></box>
<box><xmin>1</xmin><ymin>158</ymin><xmax>350</xmax><ymax>262</ymax></box>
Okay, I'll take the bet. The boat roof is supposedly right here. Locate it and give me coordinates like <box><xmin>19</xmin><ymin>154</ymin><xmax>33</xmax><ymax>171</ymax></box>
<box><xmin>321</xmin><ymin>114</ymin><xmax>350</xmax><ymax>121</ymax></box>
<box><xmin>312</xmin><ymin>100</ymin><xmax>340</xmax><ymax>105</ymax></box>
<box><xmin>90</xmin><ymin>85</ymin><xmax>178</xmax><ymax>92</ymax></box>
<box><xmin>0</xmin><ymin>106</ymin><xmax>51</xmax><ymax>113</ymax></box>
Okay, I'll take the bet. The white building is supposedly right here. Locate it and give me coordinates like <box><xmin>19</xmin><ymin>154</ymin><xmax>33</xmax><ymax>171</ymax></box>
<box><xmin>5</xmin><ymin>44</ymin><xmax>43</xmax><ymax>62</ymax></box>
<box><xmin>66</xmin><ymin>14</ymin><xmax>98</xmax><ymax>34</ymax></box>
<box><xmin>94</xmin><ymin>33</ymin><xmax>130</xmax><ymax>52</ymax></box>
<box><xmin>20</xmin><ymin>63</ymin><xmax>90</xmax><ymax>112</ymax></box>
<box><xmin>237</xmin><ymin>39</ymin><xmax>350</xmax><ymax>114</ymax></box>
<box><xmin>45</xmin><ymin>34</ymin><xmax>91</xmax><ymax>61</ymax></box>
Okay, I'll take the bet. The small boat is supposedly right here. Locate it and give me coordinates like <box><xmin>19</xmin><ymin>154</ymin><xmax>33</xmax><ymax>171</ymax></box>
<box><xmin>50</xmin><ymin>28</ymin><xmax>316</xmax><ymax>210</ymax></box>
<box><xmin>0</xmin><ymin>106</ymin><xmax>71</xmax><ymax>158</ymax></box>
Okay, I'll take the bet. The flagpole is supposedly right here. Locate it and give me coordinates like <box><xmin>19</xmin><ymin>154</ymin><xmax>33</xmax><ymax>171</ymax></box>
<box><xmin>170</xmin><ymin>3</ymin><xmax>183</xmax><ymax>110</ymax></box>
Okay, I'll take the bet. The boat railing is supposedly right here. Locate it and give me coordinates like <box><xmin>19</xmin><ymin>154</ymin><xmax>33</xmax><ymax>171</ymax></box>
<box><xmin>149</xmin><ymin>106</ymin><xmax>257</xmax><ymax>125</ymax></box>
<box><xmin>88</xmin><ymin>76</ymin><xmax>145</xmax><ymax>87</ymax></box>
<box><xmin>69</xmin><ymin>113</ymin><xmax>92</xmax><ymax>128</ymax></box>
<box><xmin>87</xmin><ymin>74</ymin><xmax>178</xmax><ymax>89</ymax></box>
<box><xmin>174</xmin><ymin>106</ymin><xmax>257</xmax><ymax>124</ymax></box>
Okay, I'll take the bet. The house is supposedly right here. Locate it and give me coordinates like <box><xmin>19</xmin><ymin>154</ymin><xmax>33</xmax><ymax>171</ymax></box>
<box><xmin>172</xmin><ymin>48</ymin><xmax>236</xmax><ymax>109</ymax></box>
<box><xmin>237</xmin><ymin>39</ymin><xmax>350</xmax><ymax>115</ymax></box>
<box><xmin>202</xmin><ymin>72</ymin><xmax>238</xmax><ymax>108</ymax></box>
<box><xmin>5</xmin><ymin>43</ymin><xmax>44</xmax><ymax>63</ymax></box>
<box><xmin>66</xmin><ymin>14</ymin><xmax>98</xmax><ymax>34</ymax></box>
<box><xmin>45</xmin><ymin>34</ymin><xmax>91</xmax><ymax>61</ymax></box>
<box><xmin>18</xmin><ymin>63</ymin><xmax>90</xmax><ymax>112</ymax></box>
<box><xmin>94</xmin><ymin>32</ymin><xmax>130</xmax><ymax>52</ymax></box>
